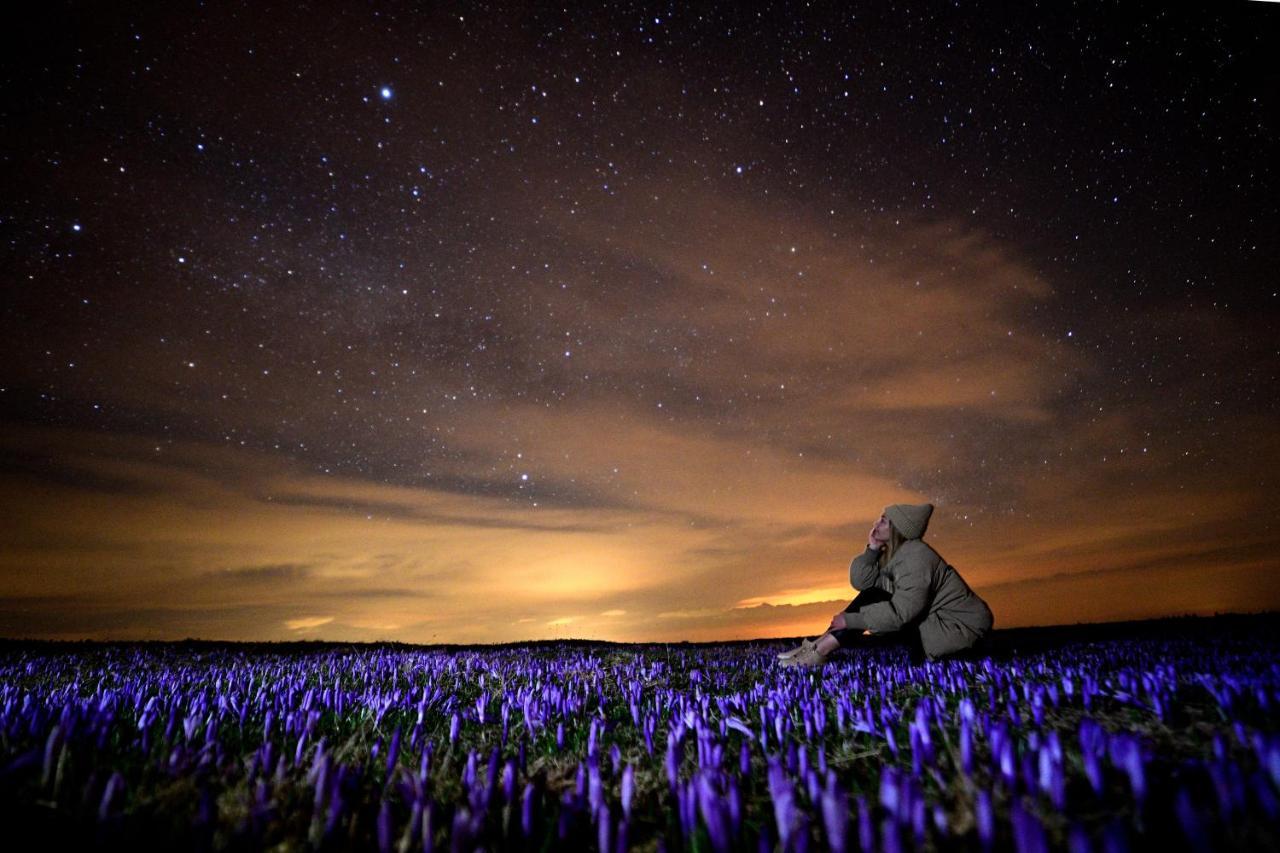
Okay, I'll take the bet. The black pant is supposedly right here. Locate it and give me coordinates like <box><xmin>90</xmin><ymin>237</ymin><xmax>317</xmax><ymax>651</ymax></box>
<box><xmin>830</xmin><ymin>587</ymin><xmax>927</xmax><ymax>664</ymax></box>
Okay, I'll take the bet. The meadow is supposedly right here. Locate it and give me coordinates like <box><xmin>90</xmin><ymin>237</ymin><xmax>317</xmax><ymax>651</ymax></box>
<box><xmin>0</xmin><ymin>615</ymin><xmax>1276</xmax><ymax>850</ymax></box>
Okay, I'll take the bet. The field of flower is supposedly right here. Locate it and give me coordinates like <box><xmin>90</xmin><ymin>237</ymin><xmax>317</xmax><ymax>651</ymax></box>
<box><xmin>0</xmin><ymin>615</ymin><xmax>1277</xmax><ymax>851</ymax></box>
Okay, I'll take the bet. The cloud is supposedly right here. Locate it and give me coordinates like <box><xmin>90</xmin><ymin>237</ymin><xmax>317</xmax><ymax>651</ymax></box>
<box><xmin>284</xmin><ymin>616</ymin><xmax>334</xmax><ymax>631</ymax></box>
<box><xmin>344</xmin><ymin>619</ymin><xmax>402</xmax><ymax>632</ymax></box>
<box><xmin>735</xmin><ymin>587</ymin><xmax>852</xmax><ymax>609</ymax></box>
<box><xmin>201</xmin><ymin>563</ymin><xmax>313</xmax><ymax>584</ymax></box>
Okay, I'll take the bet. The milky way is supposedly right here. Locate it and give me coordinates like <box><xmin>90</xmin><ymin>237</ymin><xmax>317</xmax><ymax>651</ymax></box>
<box><xmin>1</xmin><ymin>2</ymin><xmax>1277</xmax><ymax>642</ymax></box>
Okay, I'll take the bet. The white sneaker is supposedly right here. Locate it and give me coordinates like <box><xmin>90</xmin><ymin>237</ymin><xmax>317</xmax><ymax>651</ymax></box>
<box><xmin>776</xmin><ymin>638</ymin><xmax>815</xmax><ymax>661</ymax></box>
<box><xmin>781</xmin><ymin>644</ymin><xmax>830</xmax><ymax>669</ymax></box>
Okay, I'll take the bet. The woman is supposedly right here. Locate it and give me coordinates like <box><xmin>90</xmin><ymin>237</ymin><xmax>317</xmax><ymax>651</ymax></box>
<box><xmin>779</xmin><ymin>503</ymin><xmax>994</xmax><ymax>667</ymax></box>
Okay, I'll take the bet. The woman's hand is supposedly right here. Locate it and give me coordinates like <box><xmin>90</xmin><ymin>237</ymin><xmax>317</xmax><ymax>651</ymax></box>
<box><xmin>829</xmin><ymin>613</ymin><xmax>847</xmax><ymax>631</ymax></box>
<box><xmin>867</xmin><ymin>529</ymin><xmax>884</xmax><ymax>550</ymax></box>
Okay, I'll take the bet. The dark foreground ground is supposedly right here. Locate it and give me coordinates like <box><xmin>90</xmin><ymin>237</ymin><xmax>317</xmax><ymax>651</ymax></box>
<box><xmin>0</xmin><ymin>613</ymin><xmax>1276</xmax><ymax>851</ymax></box>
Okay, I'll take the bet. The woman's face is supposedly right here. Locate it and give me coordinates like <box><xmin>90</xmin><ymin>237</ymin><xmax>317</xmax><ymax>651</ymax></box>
<box><xmin>872</xmin><ymin>514</ymin><xmax>892</xmax><ymax>543</ymax></box>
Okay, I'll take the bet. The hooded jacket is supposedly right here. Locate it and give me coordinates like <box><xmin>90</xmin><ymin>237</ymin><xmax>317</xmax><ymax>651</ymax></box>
<box><xmin>841</xmin><ymin>514</ymin><xmax>994</xmax><ymax>659</ymax></box>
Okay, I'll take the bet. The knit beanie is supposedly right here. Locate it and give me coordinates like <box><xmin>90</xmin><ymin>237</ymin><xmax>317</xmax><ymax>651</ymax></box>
<box><xmin>884</xmin><ymin>503</ymin><xmax>934</xmax><ymax>540</ymax></box>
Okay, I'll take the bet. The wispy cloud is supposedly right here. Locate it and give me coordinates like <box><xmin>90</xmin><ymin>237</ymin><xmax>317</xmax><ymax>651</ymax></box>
<box><xmin>284</xmin><ymin>616</ymin><xmax>334</xmax><ymax>631</ymax></box>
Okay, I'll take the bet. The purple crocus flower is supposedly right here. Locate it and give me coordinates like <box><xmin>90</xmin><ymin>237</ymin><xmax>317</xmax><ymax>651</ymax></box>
<box><xmin>621</xmin><ymin>763</ymin><xmax>635</xmax><ymax>822</ymax></box>
<box><xmin>1109</xmin><ymin>735</ymin><xmax>1146</xmax><ymax>804</ymax></box>
<box><xmin>1252</xmin><ymin>769</ymin><xmax>1280</xmax><ymax>819</ymax></box>
<box><xmin>588</xmin><ymin>759</ymin><xmax>604</xmax><ymax>814</ymax></box>
<box><xmin>725</xmin><ymin>715</ymin><xmax>753</xmax><ymax>739</ymax></box>
<box><xmin>451</xmin><ymin>805</ymin><xmax>474</xmax><ymax>851</ymax></box>
<box><xmin>805</xmin><ymin>767</ymin><xmax>821</xmax><ymax>808</ymax></box>
<box><xmin>422</xmin><ymin>800</ymin><xmax>437</xmax><ymax>853</ymax></box>
<box><xmin>914</xmin><ymin>703</ymin><xmax>934</xmax><ymax>762</ymax></box>
<box><xmin>1067</xmin><ymin>822</ymin><xmax>1091</xmax><ymax>853</ymax></box>
<box><xmin>820</xmin><ymin>774</ymin><xmax>848</xmax><ymax>853</ymax></box>
<box><xmin>310</xmin><ymin>749</ymin><xmax>331</xmax><ymax>809</ymax></box>
<box><xmin>1174</xmin><ymin>787</ymin><xmax>1211</xmax><ymax>851</ymax></box>
<box><xmin>1021</xmin><ymin>750</ymin><xmax>1039</xmax><ymax>794</ymax></box>
<box><xmin>767</xmin><ymin>756</ymin><xmax>798</xmax><ymax>849</ymax></box>
<box><xmin>1082</xmin><ymin>748</ymin><xmax>1104</xmax><ymax>797</ymax></box>
<box><xmin>558</xmin><ymin>790</ymin><xmax>576</xmax><ymax>840</ymax></box>
<box><xmin>419</xmin><ymin>740</ymin><xmax>433</xmax><ymax>783</ymax></box>
<box><xmin>502</xmin><ymin>759</ymin><xmax>516</xmax><ymax>803</ymax></box>
<box><xmin>696</xmin><ymin>773</ymin><xmax>731</xmax><ymax>852</ymax></box>
<box><xmin>727</xmin><ymin>776</ymin><xmax>742</xmax><ymax>834</ymax></box>
<box><xmin>598</xmin><ymin>803</ymin><xmax>612</xmax><ymax>853</ymax></box>
<box><xmin>1011</xmin><ymin>799</ymin><xmax>1049</xmax><ymax>853</ymax></box>
<box><xmin>1038</xmin><ymin>747</ymin><xmax>1066</xmax><ymax>809</ymax></box>
<box><xmin>98</xmin><ymin>770</ymin><xmax>124</xmax><ymax>820</ymax></box>
<box><xmin>462</xmin><ymin>750</ymin><xmax>476</xmax><ymax>789</ymax></box>
<box><xmin>931</xmin><ymin>804</ymin><xmax>948</xmax><ymax>837</ymax></box>
<box><xmin>880</xmin><ymin>815</ymin><xmax>903</xmax><ymax>853</ymax></box>
<box><xmin>975</xmin><ymin>789</ymin><xmax>995</xmax><ymax>850</ymax></box>
<box><xmin>678</xmin><ymin>779</ymin><xmax>697</xmax><ymax>839</ymax></box>
<box><xmin>666</xmin><ymin>741</ymin><xmax>680</xmax><ymax>793</ymax></box>
<box><xmin>1256</xmin><ymin>733</ymin><xmax>1280</xmax><ymax>790</ymax></box>
<box><xmin>1207</xmin><ymin>758</ymin><xmax>1245</xmax><ymax>818</ymax></box>
<box><xmin>616</xmin><ymin>818</ymin><xmax>628</xmax><ymax>853</ymax></box>
<box><xmin>376</xmin><ymin>799</ymin><xmax>393</xmax><ymax>853</ymax></box>
<box><xmin>521</xmin><ymin>782</ymin><xmax>537</xmax><ymax>836</ymax></box>
<box><xmin>879</xmin><ymin>767</ymin><xmax>902</xmax><ymax>822</ymax></box>
<box><xmin>998</xmin><ymin>737</ymin><xmax>1017</xmax><ymax>790</ymax></box>
<box><xmin>483</xmin><ymin>747</ymin><xmax>500</xmax><ymax>807</ymax></box>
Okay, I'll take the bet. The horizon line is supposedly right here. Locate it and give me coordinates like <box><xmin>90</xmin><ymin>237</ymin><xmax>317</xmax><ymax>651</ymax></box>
<box><xmin>0</xmin><ymin>609</ymin><xmax>1274</xmax><ymax>648</ymax></box>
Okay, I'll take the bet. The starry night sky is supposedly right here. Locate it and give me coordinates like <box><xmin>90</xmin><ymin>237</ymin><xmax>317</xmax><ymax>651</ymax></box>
<box><xmin>1</xmin><ymin>2</ymin><xmax>1277</xmax><ymax>642</ymax></box>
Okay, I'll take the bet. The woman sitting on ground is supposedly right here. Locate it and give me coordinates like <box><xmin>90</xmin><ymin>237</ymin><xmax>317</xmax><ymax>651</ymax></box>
<box><xmin>779</xmin><ymin>503</ymin><xmax>994</xmax><ymax>667</ymax></box>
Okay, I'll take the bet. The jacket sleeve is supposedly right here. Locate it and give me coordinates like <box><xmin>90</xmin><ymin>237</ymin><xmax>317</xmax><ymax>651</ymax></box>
<box><xmin>843</xmin><ymin>548</ymin><xmax>931</xmax><ymax>633</ymax></box>
<box><xmin>849</xmin><ymin>546</ymin><xmax>882</xmax><ymax>590</ymax></box>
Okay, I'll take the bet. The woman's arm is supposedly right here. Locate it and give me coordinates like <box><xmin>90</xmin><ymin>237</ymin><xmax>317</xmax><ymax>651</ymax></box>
<box><xmin>843</xmin><ymin>551</ymin><xmax>931</xmax><ymax>633</ymax></box>
<box><xmin>849</xmin><ymin>545</ymin><xmax>882</xmax><ymax>590</ymax></box>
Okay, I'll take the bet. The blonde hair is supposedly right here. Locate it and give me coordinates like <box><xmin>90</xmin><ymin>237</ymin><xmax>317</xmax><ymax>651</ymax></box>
<box><xmin>876</xmin><ymin>522</ymin><xmax>908</xmax><ymax>568</ymax></box>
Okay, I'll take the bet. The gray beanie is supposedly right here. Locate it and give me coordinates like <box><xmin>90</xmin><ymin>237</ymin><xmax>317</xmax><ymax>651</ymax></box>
<box><xmin>885</xmin><ymin>503</ymin><xmax>934</xmax><ymax>539</ymax></box>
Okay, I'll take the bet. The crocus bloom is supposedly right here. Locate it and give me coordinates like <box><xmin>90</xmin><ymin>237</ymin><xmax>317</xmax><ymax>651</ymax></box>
<box><xmin>767</xmin><ymin>757</ymin><xmax>798</xmax><ymax>848</ymax></box>
<box><xmin>521</xmin><ymin>783</ymin><xmax>536</xmax><ymax>836</ymax></box>
<box><xmin>820</xmin><ymin>774</ymin><xmax>848</xmax><ymax>853</ymax></box>
<box><xmin>697</xmin><ymin>773</ymin><xmax>731</xmax><ymax>852</ymax></box>
<box><xmin>1010</xmin><ymin>799</ymin><xmax>1048</xmax><ymax>853</ymax></box>
<box><xmin>976</xmin><ymin>790</ymin><xmax>995</xmax><ymax>850</ymax></box>
<box><xmin>621</xmin><ymin>763</ymin><xmax>635</xmax><ymax>822</ymax></box>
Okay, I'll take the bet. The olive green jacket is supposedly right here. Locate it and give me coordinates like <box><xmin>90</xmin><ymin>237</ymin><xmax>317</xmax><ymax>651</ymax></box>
<box><xmin>843</xmin><ymin>540</ymin><xmax>994</xmax><ymax>659</ymax></box>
